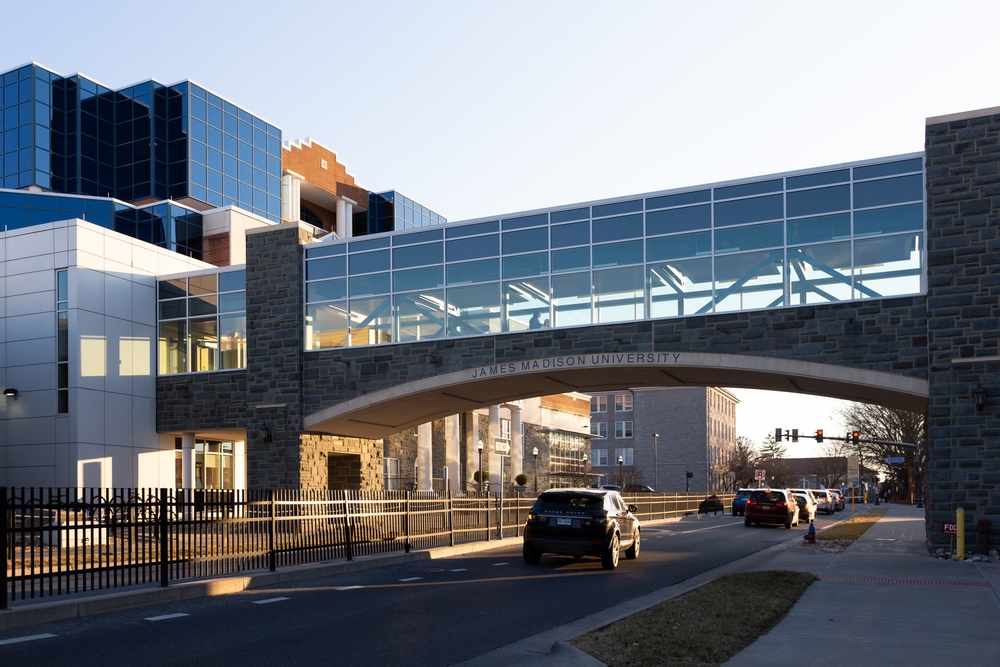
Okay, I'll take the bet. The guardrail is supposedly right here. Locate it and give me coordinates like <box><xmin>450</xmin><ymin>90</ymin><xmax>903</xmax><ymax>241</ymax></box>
<box><xmin>2</xmin><ymin>487</ymin><xmax>732</xmax><ymax>607</ymax></box>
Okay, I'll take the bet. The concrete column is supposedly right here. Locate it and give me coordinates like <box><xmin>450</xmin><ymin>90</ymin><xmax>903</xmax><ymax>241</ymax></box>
<box><xmin>281</xmin><ymin>175</ymin><xmax>292</xmax><ymax>222</ymax></box>
<box><xmin>344</xmin><ymin>201</ymin><xmax>354</xmax><ymax>238</ymax></box>
<box><xmin>417</xmin><ymin>422</ymin><xmax>433</xmax><ymax>492</ymax></box>
<box><xmin>291</xmin><ymin>177</ymin><xmax>301</xmax><ymax>222</ymax></box>
<box><xmin>488</xmin><ymin>405</ymin><xmax>501</xmax><ymax>492</ymax></box>
<box><xmin>181</xmin><ymin>432</ymin><xmax>196</xmax><ymax>489</ymax></box>
<box><xmin>445</xmin><ymin>415</ymin><xmax>461</xmax><ymax>493</ymax></box>
<box><xmin>510</xmin><ymin>405</ymin><xmax>523</xmax><ymax>477</ymax></box>
<box><xmin>335</xmin><ymin>199</ymin><xmax>347</xmax><ymax>239</ymax></box>
<box><xmin>464</xmin><ymin>411</ymin><xmax>480</xmax><ymax>491</ymax></box>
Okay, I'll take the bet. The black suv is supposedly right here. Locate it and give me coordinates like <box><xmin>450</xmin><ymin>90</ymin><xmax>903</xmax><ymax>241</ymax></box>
<box><xmin>523</xmin><ymin>489</ymin><xmax>640</xmax><ymax>569</ymax></box>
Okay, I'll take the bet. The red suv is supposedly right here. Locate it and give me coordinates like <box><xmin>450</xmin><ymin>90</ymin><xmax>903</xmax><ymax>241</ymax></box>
<box><xmin>744</xmin><ymin>489</ymin><xmax>799</xmax><ymax>529</ymax></box>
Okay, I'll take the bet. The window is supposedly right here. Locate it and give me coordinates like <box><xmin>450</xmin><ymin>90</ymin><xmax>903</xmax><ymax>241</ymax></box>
<box><xmin>615</xmin><ymin>394</ymin><xmax>632</xmax><ymax>412</ymax></box>
<box><xmin>590</xmin><ymin>395</ymin><xmax>607</xmax><ymax>413</ymax></box>
<box><xmin>384</xmin><ymin>458</ymin><xmax>400</xmax><ymax>491</ymax></box>
<box><xmin>56</xmin><ymin>269</ymin><xmax>68</xmax><ymax>413</ymax></box>
<box><xmin>591</xmin><ymin>449</ymin><xmax>608</xmax><ymax>466</ymax></box>
<box><xmin>615</xmin><ymin>421</ymin><xmax>633</xmax><ymax>438</ymax></box>
<box><xmin>591</xmin><ymin>422</ymin><xmax>607</xmax><ymax>439</ymax></box>
<box><xmin>174</xmin><ymin>439</ymin><xmax>234</xmax><ymax>489</ymax></box>
<box><xmin>501</xmin><ymin>418</ymin><xmax>511</xmax><ymax>441</ymax></box>
<box><xmin>614</xmin><ymin>448</ymin><xmax>634</xmax><ymax>465</ymax></box>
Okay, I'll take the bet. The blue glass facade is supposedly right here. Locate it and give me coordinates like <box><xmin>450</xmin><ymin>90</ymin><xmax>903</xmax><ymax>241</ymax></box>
<box><xmin>0</xmin><ymin>189</ymin><xmax>203</xmax><ymax>258</ymax></box>
<box><xmin>0</xmin><ymin>63</ymin><xmax>281</xmax><ymax>222</ymax></box>
<box><xmin>366</xmin><ymin>190</ymin><xmax>446</xmax><ymax>235</ymax></box>
<box><xmin>304</xmin><ymin>154</ymin><xmax>925</xmax><ymax>350</ymax></box>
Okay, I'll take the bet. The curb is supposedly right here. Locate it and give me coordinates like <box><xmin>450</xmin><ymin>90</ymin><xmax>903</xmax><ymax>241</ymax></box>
<box><xmin>0</xmin><ymin>536</ymin><xmax>524</xmax><ymax>633</ymax></box>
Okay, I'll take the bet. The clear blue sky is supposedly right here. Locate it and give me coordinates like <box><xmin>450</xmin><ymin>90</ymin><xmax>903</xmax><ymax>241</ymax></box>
<box><xmin>7</xmin><ymin>0</ymin><xmax>989</xmax><ymax>453</ymax></box>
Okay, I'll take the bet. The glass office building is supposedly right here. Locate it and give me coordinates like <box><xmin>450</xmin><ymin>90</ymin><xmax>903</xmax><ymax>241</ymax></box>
<box><xmin>303</xmin><ymin>153</ymin><xmax>924</xmax><ymax>351</ymax></box>
<box><xmin>0</xmin><ymin>63</ymin><xmax>281</xmax><ymax>222</ymax></box>
<box><xmin>366</xmin><ymin>190</ymin><xmax>447</xmax><ymax>234</ymax></box>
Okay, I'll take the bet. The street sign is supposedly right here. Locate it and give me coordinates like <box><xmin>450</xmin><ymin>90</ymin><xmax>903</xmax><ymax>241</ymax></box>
<box><xmin>493</xmin><ymin>439</ymin><xmax>510</xmax><ymax>455</ymax></box>
<box><xmin>847</xmin><ymin>455</ymin><xmax>860</xmax><ymax>487</ymax></box>
<box><xmin>942</xmin><ymin>522</ymin><xmax>957</xmax><ymax>535</ymax></box>
<box><xmin>754</xmin><ymin>469</ymin><xmax>766</xmax><ymax>481</ymax></box>
<box><xmin>885</xmin><ymin>457</ymin><xmax>905</xmax><ymax>464</ymax></box>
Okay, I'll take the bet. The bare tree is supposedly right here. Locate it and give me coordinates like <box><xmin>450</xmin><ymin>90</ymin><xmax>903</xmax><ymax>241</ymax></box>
<box><xmin>724</xmin><ymin>436</ymin><xmax>759</xmax><ymax>489</ymax></box>
<box><xmin>808</xmin><ymin>441</ymin><xmax>848</xmax><ymax>488</ymax></box>
<box><xmin>839</xmin><ymin>402</ymin><xmax>926</xmax><ymax>500</ymax></box>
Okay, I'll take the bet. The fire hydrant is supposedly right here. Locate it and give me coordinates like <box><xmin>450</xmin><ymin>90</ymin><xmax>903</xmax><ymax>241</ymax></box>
<box><xmin>804</xmin><ymin>521</ymin><xmax>816</xmax><ymax>544</ymax></box>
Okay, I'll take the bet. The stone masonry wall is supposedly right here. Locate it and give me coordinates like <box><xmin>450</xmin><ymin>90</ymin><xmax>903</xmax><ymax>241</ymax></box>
<box><xmin>926</xmin><ymin>110</ymin><xmax>1000</xmax><ymax>550</ymax></box>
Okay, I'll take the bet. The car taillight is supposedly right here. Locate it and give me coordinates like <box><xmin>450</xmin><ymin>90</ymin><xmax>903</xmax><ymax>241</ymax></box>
<box><xmin>592</xmin><ymin>515</ymin><xmax>608</xmax><ymax>525</ymax></box>
<box><xmin>747</xmin><ymin>499</ymin><xmax>757</xmax><ymax>505</ymax></box>
<box><xmin>527</xmin><ymin>512</ymin><xmax>536</xmax><ymax>521</ymax></box>
<box><xmin>776</xmin><ymin>501</ymin><xmax>786</xmax><ymax>506</ymax></box>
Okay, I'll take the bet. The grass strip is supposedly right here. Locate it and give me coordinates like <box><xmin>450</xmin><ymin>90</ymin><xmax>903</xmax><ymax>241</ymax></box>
<box><xmin>816</xmin><ymin>507</ymin><xmax>888</xmax><ymax>541</ymax></box>
<box><xmin>571</xmin><ymin>570</ymin><xmax>815</xmax><ymax>667</ymax></box>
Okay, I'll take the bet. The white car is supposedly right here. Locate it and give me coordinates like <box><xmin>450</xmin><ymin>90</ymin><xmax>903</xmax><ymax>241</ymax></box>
<box><xmin>791</xmin><ymin>492</ymin><xmax>817</xmax><ymax>523</ymax></box>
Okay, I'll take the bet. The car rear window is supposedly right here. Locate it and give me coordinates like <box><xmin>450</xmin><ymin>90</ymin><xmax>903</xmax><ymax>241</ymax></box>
<box><xmin>749</xmin><ymin>490</ymin><xmax>785</xmax><ymax>503</ymax></box>
<box><xmin>736</xmin><ymin>490</ymin><xmax>752</xmax><ymax>497</ymax></box>
<box><xmin>535</xmin><ymin>493</ymin><xmax>603</xmax><ymax>508</ymax></box>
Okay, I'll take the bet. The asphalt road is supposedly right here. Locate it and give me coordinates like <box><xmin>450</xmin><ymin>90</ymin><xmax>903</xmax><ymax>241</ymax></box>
<box><xmin>0</xmin><ymin>512</ymin><xmax>845</xmax><ymax>667</ymax></box>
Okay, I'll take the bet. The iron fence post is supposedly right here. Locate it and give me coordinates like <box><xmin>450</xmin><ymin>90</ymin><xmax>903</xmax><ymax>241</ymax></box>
<box><xmin>498</xmin><ymin>491</ymin><xmax>504</xmax><ymax>540</ymax></box>
<box><xmin>403</xmin><ymin>491</ymin><xmax>411</xmax><ymax>553</ymax></box>
<box><xmin>343</xmin><ymin>490</ymin><xmax>353</xmax><ymax>561</ymax></box>
<box><xmin>486</xmin><ymin>493</ymin><xmax>491</xmax><ymax>542</ymax></box>
<box><xmin>158</xmin><ymin>488</ymin><xmax>169</xmax><ymax>588</ymax></box>
<box><xmin>448</xmin><ymin>491</ymin><xmax>455</xmax><ymax>547</ymax></box>
<box><xmin>268</xmin><ymin>489</ymin><xmax>276</xmax><ymax>572</ymax></box>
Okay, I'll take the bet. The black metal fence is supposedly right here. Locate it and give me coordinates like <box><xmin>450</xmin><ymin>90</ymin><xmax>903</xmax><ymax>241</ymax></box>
<box><xmin>2</xmin><ymin>487</ymin><xmax>732</xmax><ymax>608</ymax></box>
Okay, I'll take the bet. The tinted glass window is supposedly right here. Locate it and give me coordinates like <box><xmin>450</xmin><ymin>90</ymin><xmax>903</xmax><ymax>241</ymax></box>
<box><xmin>349</xmin><ymin>272</ymin><xmax>391</xmax><ymax>296</ymax></box>
<box><xmin>447</xmin><ymin>234</ymin><xmax>499</xmax><ymax>262</ymax></box>
<box><xmin>714</xmin><ymin>179</ymin><xmax>782</xmax><ymax>200</ymax></box>
<box><xmin>551</xmin><ymin>247</ymin><xmax>591</xmax><ymax>273</ymax></box>
<box><xmin>306</xmin><ymin>244</ymin><xmax>346</xmax><ymax>259</ymax></box>
<box><xmin>551</xmin><ymin>207</ymin><xmax>589</xmax><ymax>223</ymax></box>
<box><xmin>349</xmin><ymin>237</ymin><xmax>390</xmax><ymax>252</ymax></box>
<box><xmin>646</xmin><ymin>231</ymin><xmax>711</xmax><ymax>261</ymax></box>
<box><xmin>307</xmin><ymin>256</ymin><xmax>346</xmax><ymax>280</ymax></box>
<box><xmin>551</xmin><ymin>221</ymin><xmax>589</xmax><ymax>248</ymax></box>
<box><xmin>593</xmin><ymin>200</ymin><xmax>642</xmax><ymax>218</ymax></box>
<box><xmin>714</xmin><ymin>194</ymin><xmax>783</xmax><ymax>227</ymax></box>
<box><xmin>447</xmin><ymin>259</ymin><xmax>500</xmax><ymax>285</ymax></box>
<box><xmin>503</xmin><ymin>252</ymin><xmax>548</xmax><ymax>279</ymax></box>
<box><xmin>749</xmin><ymin>490</ymin><xmax>785</xmax><ymax>503</ymax></box>
<box><xmin>645</xmin><ymin>190</ymin><xmax>710</xmax><ymax>210</ymax></box>
<box><xmin>786</xmin><ymin>169</ymin><xmax>850</xmax><ymax>190</ymax></box>
<box><xmin>535</xmin><ymin>493</ymin><xmax>604</xmax><ymax>508</ymax></box>
<box><xmin>503</xmin><ymin>227</ymin><xmax>548</xmax><ymax>254</ymax></box>
<box><xmin>854</xmin><ymin>204</ymin><xmax>923</xmax><ymax>236</ymax></box>
<box><xmin>350</xmin><ymin>249</ymin><xmax>391</xmax><ymax>274</ymax></box>
<box><xmin>393</xmin><ymin>229</ymin><xmax>443</xmax><ymax>246</ymax></box>
<box><xmin>592</xmin><ymin>213</ymin><xmax>643</xmax><ymax>243</ymax></box>
<box><xmin>787</xmin><ymin>213</ymin><xmax>850</xmax><ymax>245</ymax></box>
<box><xmin>852</xmin><ymin>174</ymin><xmax>922</xmax><ymax>208</ymax></box>
<box><xmin>853</xmin><ymin>158</ymin><xmax>922</xmax><ymax>180</ymax></box>
<box><xmin>392</xmin><ymin>242</ymin><xmax>442</xmax><ymax>269</ymax></box>
<box><xmin>646</xmin><ymin>205</ymin><xmax>711</xmax><ymax>236</ymax></box>
<box><xmin>593</xmin><ymin>240</ymin><xmax>643</xmax><ymax>268</ymax></box>
<box><xmin>715</xmin><ymin>222</ymin><xmax>783</xmax><ymax>253</ymax></box>
<box><xmin>393</xmin><ymin>265</ymin><xmax>444</xmax><ymax>291</ymax></box>
<box><xmin>446</xmin><ymin>220</ymin><xmax>499</xmax><ymax>238</ymax></box>
<box><xmin>502</xmin><ymin>213</ymin><xmax>547</xmax><ymax>230</ymax></box>
<box><xmin>786</xmin><ymin>185</ymin><xmax>850</xmax><ymax>218</ymax></box>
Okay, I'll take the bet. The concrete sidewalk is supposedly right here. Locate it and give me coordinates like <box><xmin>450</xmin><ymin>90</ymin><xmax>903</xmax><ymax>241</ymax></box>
<box><xmin>724</xmin><ymin>504</ymin><xmax>1000</xmax><ymax>667</ymax></box>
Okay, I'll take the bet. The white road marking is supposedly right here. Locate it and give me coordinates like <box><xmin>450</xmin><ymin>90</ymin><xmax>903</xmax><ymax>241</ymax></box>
<box><xmin>875</xmin><ymin>538</ymin><xmax>896</xmax><ymax>541</ymax></box>
<box><xmin>492</xmin><ymin>562</ymin><xmax>509</xmax><ymax>566</ymax></box>
<box><xmin>672</xmin><ymin>522</ymin><xmax>742</xmax><ymax>535</ymax></box>
<box><xmin>450</xmin><ymin>568</ymin><xmax>467</xmax><ymax>572</ymax></box>
<box><xmin>334</xmin><ymin>586</ymin><xmax>362</xmax><ymax>591</ymax></box>
<box><xmin>0</xmin><ymin>634</ymin><xmax>56</xmax><ymax>646</ymax></box>
<box><xmin>144</xmin><ymin>613</ymin><xmax>190</xmax><ymax>622</ymax></box>
<box><xmin>252</xmin><ymin>597</ymin><xmax>290</xmax><ymax>605</ymax></box>
<box><xmin>399</xmin><ymin>577</ymin><xmax>423</xmax><ymax>582</ymax></box>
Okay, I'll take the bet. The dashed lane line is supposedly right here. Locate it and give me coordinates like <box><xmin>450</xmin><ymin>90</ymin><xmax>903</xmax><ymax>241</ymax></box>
<box><xmin>450</xmin><ymin>569</ymin><xmax>467</xmax><ymax>572</ymax></box>
<box><xmin>492</xmin><ymin>563</ymin><xmax>510</xmax><ymax>567</ymax></box>
<box><xmin>144</xmin><ymin>613</ymin><xmax>190</xmax><ymax>622</ymax></box>
<box><xmin>334</xmin><ymin>586</ymin><xmax>363</xmax><ymax>591</ymax></box>
<box><xmin>252</xmin><ymin>597</ymin><xmax>290</xmax><ymax>605</ymax></box>
<box><xmin>0</xmin><ymin>634</ymin><xmax>57</xmax><ymax>646</ymax></box>
<box><xmin>399</xmin><ymin>577</ymin><xmax>423</xmax><ymax>582</ymax></box>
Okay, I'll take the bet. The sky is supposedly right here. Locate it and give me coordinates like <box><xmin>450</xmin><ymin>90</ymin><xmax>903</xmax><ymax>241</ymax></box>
<box><xmin>6</xmin><ymin>0</ymin><xmax>990</xmax><ymax>455</ymax></box>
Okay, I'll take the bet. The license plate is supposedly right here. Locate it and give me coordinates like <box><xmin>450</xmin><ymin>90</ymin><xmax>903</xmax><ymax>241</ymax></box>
<box><xmin>761</xmin><ymin>505</ymin><xmax>771</xmax><ymax>510</ymax></box>
<box><xmin>556</xmin><ymin>518</ymin><xmax>572</xmax><ymax>526</ymax></box>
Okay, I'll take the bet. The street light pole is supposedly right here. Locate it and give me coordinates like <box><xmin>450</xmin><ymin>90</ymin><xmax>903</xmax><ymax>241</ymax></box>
<box><xmin>477</xmin><ymin>440</ymin><xmax>484</xmax><ymax>493</ymax></box>
<box><xmin>653</xmin><ymin>433</ymin><xmax>659</xmax><ymax>491</ymax></box>
<box><xmin>532</xmin><ymin>447</ymin><xmax>539</xmax><ymax>494</ymax></box>
<box><xmin>618</xmin><ymin>455</ymin><xmax>624</xmax><ymax>487</ymax></box>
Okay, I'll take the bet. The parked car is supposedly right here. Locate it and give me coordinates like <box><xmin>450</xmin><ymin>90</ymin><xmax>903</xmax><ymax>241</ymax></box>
<box><xmin>745</xmin><ymin>489</ymin><xmax>799</xmax><ymax>529</ymax></box>
<box><xmin>788</xmin><ymin>488</ymin><xmax>825</xmax><ymax>515</ymax></box>
<box><xmin>698</xmin><ymin>494</ymin><xmax>725</xmax><ymax>514</ymax></box>
<box><xmin>791</xmin><ymin>492</ymin><xmax>817</xmax><ymax>523</ymax></box>
<box><xmin>523</xmin><ymin>488</ymin><xmax>640</xmax><ymax>570</ymax></box>
<box><xmin>623</xmin><ymin>484</ymin><xmax>655</xmax><ymax>493</ymax></box>
<box><xmin>811</xmin><ymin>489</ymin><xmax>836</xmax><ymax>515</ymax></box>
<box><xmin>599</xmin><ymin>484</ymin><xmax>622</xmax><ymax>492</ymax></box>
<box><xmin>732</xmin><ymin>489</ymin><xmax>753</xmax><ymax>516</ymax></box>
<box><xmin>828</xmin><ymin>489</ymin><xmax>845</xmax><ymax>511</ymax></box>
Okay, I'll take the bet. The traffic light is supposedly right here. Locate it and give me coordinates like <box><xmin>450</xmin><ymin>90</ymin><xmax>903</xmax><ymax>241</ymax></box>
<box><xmin>775</xmin><ymin>428</ymin><xmax>783</xmax><ymax>442</ymax></box>
<box><xmin>816</xmin><ymin>429</ymin><xmax>824</xmax><ymax>443</ymax></box>
<box><xmin>851</xmin><ymin>431</ymin><xmax>860</xmax><ymax>444</ymax></box>
<box><xmin>791</xmin><ymin>428</ymin><xmax>799</xmax><ymax>443</ymax></box>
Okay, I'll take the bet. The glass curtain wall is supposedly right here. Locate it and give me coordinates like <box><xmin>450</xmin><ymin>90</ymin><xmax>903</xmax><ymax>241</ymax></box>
<box><xmin>296</xmin><ymin>153</ymin><xmax>923</xmax><ymax>351</ymax></box>
<box><xmin>157</xmin><ymin>270</ymin><xmax>247</xmax><ymax>374</ymax></box>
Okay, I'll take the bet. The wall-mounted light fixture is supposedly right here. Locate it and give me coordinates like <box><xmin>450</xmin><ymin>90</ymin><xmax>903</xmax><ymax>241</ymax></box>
<box><xmin>259</xmin><ymin>424</ymin><xmax>272</xmax><ymax>442</ymax></box>
<box><xmin>3</xmin><ymin>388</ymin><xmax>18</xmax><ymax>400</ymax></box>
<box><xmin>973</xmin><ymin>383</ymin><xmax>987</xmax><ymax>413</ymax></box>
